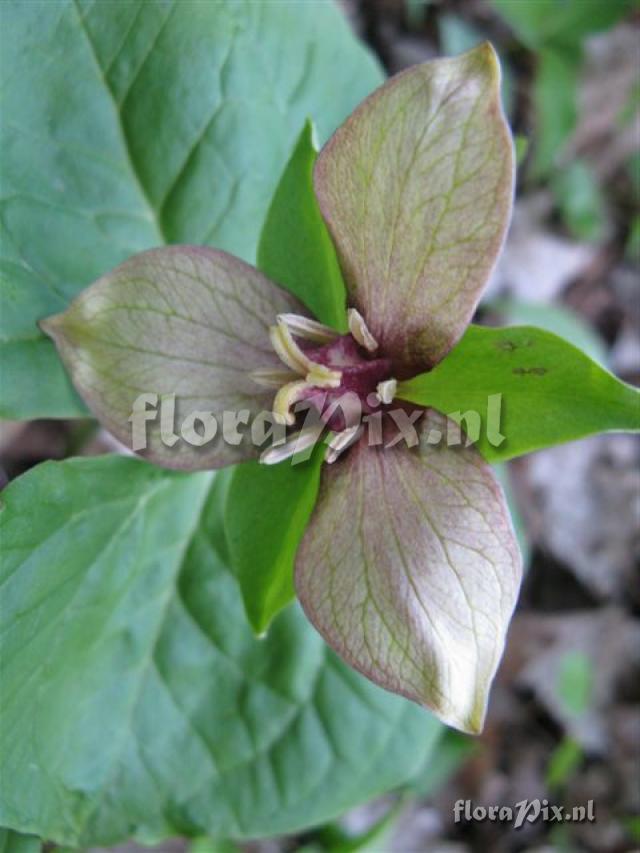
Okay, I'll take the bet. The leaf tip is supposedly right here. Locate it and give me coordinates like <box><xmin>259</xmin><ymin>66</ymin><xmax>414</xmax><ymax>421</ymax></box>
<box><xmin>38</xmin><ymin>312</ymin><xmax>63</xmax><ymax>341</ymax></box>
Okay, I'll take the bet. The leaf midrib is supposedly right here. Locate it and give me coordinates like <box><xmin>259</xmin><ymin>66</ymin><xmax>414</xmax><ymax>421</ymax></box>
<box><xmin>71</xmin><ymin>0</ymin><xmax>166</xmax><ymax>246</ymax></box>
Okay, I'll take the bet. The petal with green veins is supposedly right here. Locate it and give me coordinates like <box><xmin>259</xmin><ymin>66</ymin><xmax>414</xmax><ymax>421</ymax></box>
<box><xmin>41</xmin><ymin>245</ymin><xmax>307</xmax><ymax>470</ymax></box>
<box><xmin>314</xmin><ymin>43</ymin><xmax>514</xmax><ymax>375</ymax></box>
<box><xmin>295</xmin><ymin>409</ymin><xmax>522</xmax><ymax>733</ymax></box>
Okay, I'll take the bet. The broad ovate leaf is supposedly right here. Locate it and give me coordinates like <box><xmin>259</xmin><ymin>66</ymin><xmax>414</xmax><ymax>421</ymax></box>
<box><xmin>41</xmin><ymin>246</ymin><xmax>305</xmax><ymax>469</ymax></box>
<box><xmin>0</xmin><ymin>456</ymin><xmax>442</xmax><ymax>845</ymax></box>
<box><xmin>397</xmin><ymin>324</ymin><xmax>640</xmax><ymax>462</ymax></box>
<box><xmin>295</xmin><ymin>410</ymin><xmax>522</xmax><ymax>734</ymax></box>
<box><xmin>258</xmin><ymin>121</ymin><xmax>348</xmax><ymax>331</ymax></box>
<box><xmin>314</xmin><ymin>43</ymin><xmax>514</xmax><ymax>375</ymax></box>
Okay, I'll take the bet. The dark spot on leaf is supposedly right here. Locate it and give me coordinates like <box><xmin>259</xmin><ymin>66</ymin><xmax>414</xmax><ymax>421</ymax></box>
<box><xmin>497</xmin><ymin>337</ymin><xmax>534</xmax><ymax>352</ymax></box>
<box><xmin>512</xmin><ymin>367</ymin><xmax>548</xmax><ymax>376</ymax></box>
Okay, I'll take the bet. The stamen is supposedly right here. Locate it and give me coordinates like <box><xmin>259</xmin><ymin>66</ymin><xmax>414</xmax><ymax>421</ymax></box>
<box><xmin>325</xmin><ymin>424</ymin><xmax>363</xmax><ymax>464</ymax></box>
<box><xmin>260</xmin><ymin>425</ymin><xmax>324</xmax><ymax>465</ymax></box>
<box><xmin>348</xmin><ymin>308</ymin><xmax>378</xmax><ymax>352</ymax></box>
<box><xmin>376</xmin><ymin>378</ymin><xmax>397</xmax><ymax>404</ymax></box>
<box><xmin>272</xmin><ymin>380</ymin><xmax>313</xmax><ymax>426</ymax></box>
<box><xmin>277</xmin><ymin>313</ymin><xmax>340</xmax><ymax>344</ymax></box>
<box><xmin>250</xmin><ymin>367</ymin><xmax>300</xmax><ymax>388</ymax></box>
<box><xmin>270</xmin><ymin>320</ymin><xmax>342</xmax><ymax>388</ymax></box>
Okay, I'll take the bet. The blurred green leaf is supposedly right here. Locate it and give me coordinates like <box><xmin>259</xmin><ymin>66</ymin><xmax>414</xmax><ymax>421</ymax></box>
<box><xmin>439</xmin><ymin>14</ymin><xmax>484</xmax><ymax>55</ymax></box>
<box><xmin>556</xmin><ymin>651</ymin><xmax>594</xmax><ymax>716</ymax></box>
<box><xmin>315</xmin><ymin>798</ymin><xmax>405</xmax><ymax>853</ymax></box>
<box><xmin>492</xmin><ymin>0</ymin><xmax>633</xmax><ymax>178</ymax></box>
<box><xmin>189</xmin><ymin>839</ymin><xmax>241</xmax><ymax>853</ymax></box>
<box><xmin>552</xmin><ymin>160</ymin><xmax>607</xmax><ymax>242</ymax></box>
<box><xmin>405</xmin><ymin>0</ymin><xmax>431</xmax><ymax>31</ymax></box>
<box><xmin>258</xmin><ymin>121</ymin><xmax>347</xmax><ymax>330</ymax></box>
<box><xmin>623</xmin><ymin>815</ymin><xmax>640</xmax><ymax>843</ymax></box>
<box><xmin>493</xmin><ymin>462</ymin><xmax>531</xmax><ymax>568</ymax></box>
<box><xmin>532</xmin><ymin>47</ymin><xmax>580</xmax><ymax>177</ymax></box>
<box><xmin>0</xmin><ymin>830</ymin><xmax>40</xmax><ymax>853</ymax></box>
<box><xmin>514</xmin><ymin>135</ymin><xmax>529</xmax><ymax>166</ymax></box>
<box><xmin>628</xmin><ymin>150</ymin><xmax>640</xmax><ymax>195</ymax></box>
<box><xmin>406</xmin><ymin>729</ymin><xmax>476</xmax><ymax>798</ymax></box>
<box><xmin>545</xmin><ymin>737</ymin><xmax>583</xmax><ymax>790</ymax></box>
<box><xmin>626</xmin><ymin>215</ymin><xmax>640</xmax><ymax>262</ymax></box>
<box><xmin>1</xmin><ymin>0</ymin><xmax>382</xmax><ymax>419</ymax></box>
<box><xmin>492</xmin><ymin>0</ymin><xmax>633</xmax><ymax>49</ymax></box>
<box><xmin>225</xmin><ymin>448</ymin><xmax>324</xmax><ymax>634</ymax></box>
<box><xmin>397</xmin><ymin>324</ymin><xmax>640</xmax><ymax>463</ymax></box>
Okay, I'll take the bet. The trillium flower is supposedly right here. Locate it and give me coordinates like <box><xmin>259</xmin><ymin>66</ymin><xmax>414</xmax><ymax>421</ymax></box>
<box><xmin>42</xmin><ymin>44</ymin><xmax>520</xmax><ymax>734</ymax></box>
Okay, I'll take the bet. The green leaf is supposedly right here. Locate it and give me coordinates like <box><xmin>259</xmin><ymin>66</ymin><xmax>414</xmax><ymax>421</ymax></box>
<box><xmin>626</xmin><ymin>214</ymin><xmax>640</xmax><ymax>262</ymax></box>
<box><xmin>0</xmin><ymin>456</ymin><xmax>441</xmax><ymax>846</ymax></box>
<box><xmin>556</xmin><ymin>651</ymin><xmax>593</xmax><ymax>717</ymax></box>
<box><xmin>316</xmin><ymin>798</ymin><xmax>406</xmax><ymax>853</ymax></box>
<box><xmin>295</xmin><ymin>410</ymin><xmax>522</xmax><ymax>734</ymax></box>
<box><xmin>225</xmin><ymin>447</ymin><xmax>324</xmax><ymax>634</ymax></box>
<box><xmin>41</xmin><ymin>245</ymin><xmax>305</xmax><ymax>470</ymax></box>
<box><xmin>514</xmin><ymin>135</ymin><xmax>529</xmax><ymax>166</ymax></box>
<box><xmin>531</xmin><ymin>47</ymin><xmax>580</xmax><ymax>177</ymax></box>
<box><xmin>189</xmin><ymin>839</ymin><xmax>240</xmax><ymax>853</ymax></box>
<box><xmin>406</xmin><ymin>730</ymin><xmax>476</xmax><ymax>798</ymax></box>
<box><xmin>488</xmin><ymin>299</ymin><xmax>608</xmax><ymax>366</ymax></box>
<box><xmin>1</xmin><ymin>0</ymin><xmax>382</xmax><ymax>420</ymax></box>
<box><xmin>258</xmin><ymin>122</ymin><xmax>347</xmax><ymax>331</ymax></box>
<box><xmin>314</xmin><ymin>43</ymin><xmax>514</xmax><ymax>375</ymax></box>
<box><xmin>0</xmin><ymin>830</ymin><xmax>40</xmax><ymax>853</ymax></box>
<box><xmin>492</xmin><ymin>0</ymin><xmax>633</xmax><ymax>49</ymax></box>
<box><xmin>545</xmin><ymin>737</ymin><xmax>583</xmax><ymax>791</ymax></box>
<box><xmin>397</xmin><ymin>324</ymin><xmax>640</xmax><ymax>463</ymax></box>
<box><xmin>552</xmin><ymin>160</ymin><xmax>606</xmax><ymax>242</ymax></box>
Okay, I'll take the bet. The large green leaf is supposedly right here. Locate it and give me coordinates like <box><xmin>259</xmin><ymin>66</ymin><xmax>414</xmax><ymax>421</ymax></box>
<box><xmin>397</xmin><ymin>324</ymin><xmax>640</xmax><ymax>462</ymax></box>
<box><xmin>225</xmin><ymin>448</ymin><xmax>324</xmax><ymax>635</ymax></box>
<box><xmin>257</xmin><ymin>121</ymin><xmax>347</xmax><ymax>331</ymax></box>
<box><xmin>0</xmin><ymin>0</ymin><xmax>382</xmax><ymax>420</ymax></box>
<box><xmin>0</xmin><ymin>456</ymin><xmax>440</xmax><ymax>846</ymax></box>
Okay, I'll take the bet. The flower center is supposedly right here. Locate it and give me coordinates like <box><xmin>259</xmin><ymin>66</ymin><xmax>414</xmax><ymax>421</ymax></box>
<box><xmin>251</xmin><ymin>309</ymin><xmax>397</xmax><ymax>464</ymax></box>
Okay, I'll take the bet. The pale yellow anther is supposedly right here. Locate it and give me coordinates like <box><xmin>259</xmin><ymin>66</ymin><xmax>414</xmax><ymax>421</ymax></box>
<box><xmin>270</xmin><ymin>319</ymin><xmax>342</xmax><ymax>387</ymax></box>
<box><xmin>272</xmin><ymin>379</ymin><xmax>313</xmax><ymax>426</ymax></box>
<box><xmin>277</xmin><ymin>313</ymin><xmax>339</xmax><ymax>344</ymax></box>
<box><xmin>348</xmin><ymin>308</ymin><xmax>378</xmax><ymax>352</ymax></box>
<box><xmin>376</xmin><ymin>378</ymin><xmax>397</xmax><ymax>404</ymax></box>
